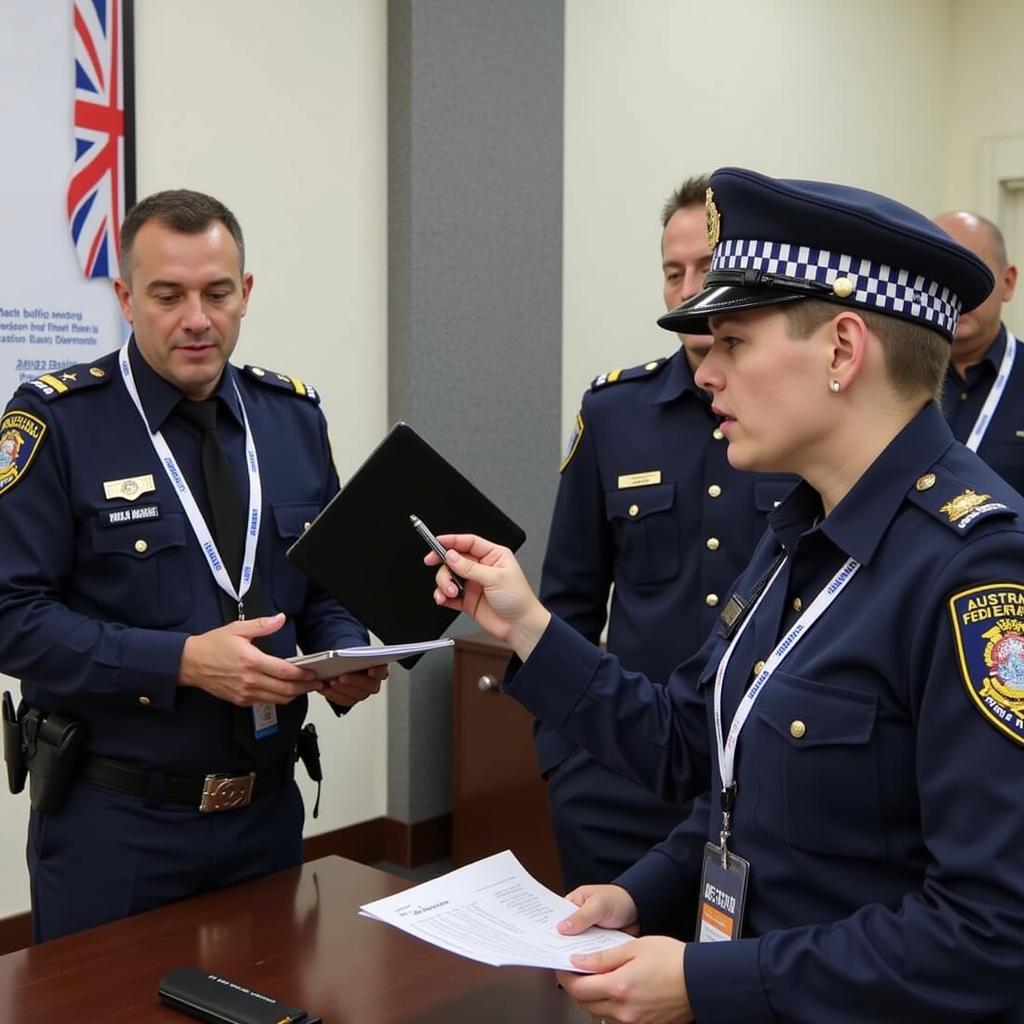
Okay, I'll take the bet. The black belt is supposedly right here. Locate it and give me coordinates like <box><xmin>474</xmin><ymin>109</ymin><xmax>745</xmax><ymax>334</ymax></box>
<box><xmin>81</xmin><ymin>755</ymin><xmax>293</xmax><ymax>812</ymax></box>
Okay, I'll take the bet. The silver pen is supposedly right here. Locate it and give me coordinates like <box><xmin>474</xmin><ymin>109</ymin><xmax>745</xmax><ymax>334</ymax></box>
<box><xmin>410</xmin><ymin>514</ymin><xmax>465</xmax><ymax>596</ymax></box>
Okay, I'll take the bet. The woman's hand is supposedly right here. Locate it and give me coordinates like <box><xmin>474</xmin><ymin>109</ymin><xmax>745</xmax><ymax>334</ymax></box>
<box><xmin>557</xmin><ymin>936</ymin><xmax>692</xmax><ymax>1024</ymax></box>
<box><xmin>427</xmin><ymin>533</ymin><xmax>551</xmax><ymax>661</ymax></box>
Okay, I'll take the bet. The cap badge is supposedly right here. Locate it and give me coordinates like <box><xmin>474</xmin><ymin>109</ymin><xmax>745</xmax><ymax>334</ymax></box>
<box><xmin>832</xmin><ymin>277</ymin><xmax>855</xmax><ymax>298</ymax></box>
<box><xmin>940</xmin><ymin>489</ymin><xmax>991</xmax><ymax>523</ymax></box>
<box><xmin>705</xmin><ymin>188</ymin><xmax>721</xmax><ymax>249</ymax></box>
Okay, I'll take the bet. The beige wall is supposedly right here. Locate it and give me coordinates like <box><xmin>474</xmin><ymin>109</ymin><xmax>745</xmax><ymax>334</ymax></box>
<box><xmin>0</xmin><ymin>0</ymin><xmax>388</xmax><ymax>919</ymax></box>
<box><xmin>945</xmin><ymin>0</ymin><xmax>1024</xmax><ymax>210</ymax></box>
<box><xmin>561</xmin><ymin>0</ymin><xmax>955</xmax><ymax>439</ymax></box>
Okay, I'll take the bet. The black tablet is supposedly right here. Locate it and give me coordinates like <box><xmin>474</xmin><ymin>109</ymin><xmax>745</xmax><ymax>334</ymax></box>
<box><xmin>286</xmin><ymin>423</ymin><xmax>526</xmax><ymax>653</ymax></box>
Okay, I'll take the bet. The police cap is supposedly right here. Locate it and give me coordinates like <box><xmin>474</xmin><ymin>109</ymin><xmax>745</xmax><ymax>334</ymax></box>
<box><xmin>658</xmin><ymin>167</ymin><xmax>994</xmax><ymax>342</ymax></box>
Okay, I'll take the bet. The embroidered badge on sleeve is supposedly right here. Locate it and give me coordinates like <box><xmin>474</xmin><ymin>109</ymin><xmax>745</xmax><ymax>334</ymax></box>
<box><xmin>949</xmin><ymin>582</ymin><xmax>1024</xmax><ymax>746</ymax></box>
<box><xmin>0</xmin><ymin>411</ymin><xmax>48</xmax><ymax>496</ymax></box>
<box><xmin>559</xmin><ymin>410</ymin><xmax>584</xmax><ymax>473</ymax></box>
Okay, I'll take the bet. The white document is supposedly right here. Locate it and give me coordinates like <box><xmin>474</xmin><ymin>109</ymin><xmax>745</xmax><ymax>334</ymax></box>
<box><xmin>288</xmin><ymin>638</ymin><xmax>454</xmax><ymax>679</ymax></box>
<box><xmin>359</xmin><ymin>849</ymin><xmax>633</xmax><ymax>971</ymax></box>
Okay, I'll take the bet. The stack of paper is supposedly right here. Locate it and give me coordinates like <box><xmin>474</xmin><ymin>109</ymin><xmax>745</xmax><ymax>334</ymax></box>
<box><xmin>359</xmin><ymin>850</ymin><xmax>633</xmax><ymax>972</ymax></box>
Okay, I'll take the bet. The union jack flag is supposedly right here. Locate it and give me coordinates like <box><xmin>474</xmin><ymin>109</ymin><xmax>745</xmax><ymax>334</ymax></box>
<box><xmin>67</xmin><ymin>0</ymin><xmax>130</xmax><ymax>279</ymax></box>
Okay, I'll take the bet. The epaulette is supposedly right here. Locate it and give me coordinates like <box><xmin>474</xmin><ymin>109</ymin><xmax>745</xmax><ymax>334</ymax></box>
<box><xmin>590</xmin><ymin>357</ymin><xmax>668</xmax><ymax>391</ymax></box>
<box><xmin>907</xmin><ymin>465</ymin><xmax>1017</xmax><ymax>535</ymax></box>
<box><xmin>16</xmin><ymin>362</ymin><xmax>112</xmax><ymax>402</ymax></box>
<box><xmin>243</xmin><ymin>365</ymin><xmax>320</xmax><ymax>404</ymax></box>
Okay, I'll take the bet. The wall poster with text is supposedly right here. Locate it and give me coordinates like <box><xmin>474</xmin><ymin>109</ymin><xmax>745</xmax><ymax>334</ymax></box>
<box><xmin>1</xmin><ymin>0</ymin><xmax>135</xmax><ymax>402</ymax></box>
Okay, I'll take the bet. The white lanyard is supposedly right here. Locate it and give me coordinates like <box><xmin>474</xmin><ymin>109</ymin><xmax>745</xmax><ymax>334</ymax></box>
<box><xmin>118</xmin><ymin>342</ymin><xmax>263</xmax><ymax>616</ymax></box>
<box><xmin>966</xmin><ymin>330</ymin><xmax>1018</xmax><ymax>452</ymax></box>
<box><xmin>713</xmin><ymin>555</ymin><xmax>861</xmax><ymax>795</ymax></box>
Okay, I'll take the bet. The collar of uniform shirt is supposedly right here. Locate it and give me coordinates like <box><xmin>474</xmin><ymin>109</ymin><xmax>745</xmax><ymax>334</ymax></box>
<box><xmin>958</xmin><ymin>322</ymin><xmax>1008</xmax><ymax>389</ymax></box>
<box><xmin>767</xmin><ymin>402</ymin><xmax>955</xmax><ymax>567</ymax></box>
<box><xmin>650</xmin><ymin>346</ymin><xmax>706</xmax><ymax>405</ymax></box>
<box><xmin>126</xmin><ymin>336</ymin><xmax>245</xmax><ymax>433</ymax></box>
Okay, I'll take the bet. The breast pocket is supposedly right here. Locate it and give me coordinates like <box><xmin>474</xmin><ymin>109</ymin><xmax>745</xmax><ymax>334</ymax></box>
<box><xmin>89</xmin><ymin>513</ymin><xmax>191</xmax><ymax>627</ymax></box>
<box><xmin>269</xmin><ymin>502</ymin><xmax>320</xmax><ymax>615</ymax></box>
<box><xmin>744</xmin><ymin>673</ymin><xmax>883</xmax><ymax>858</ymax></box>
<box><xmin>605</xmin><ymin>483</ymin><xmax>680</xmax><ymax>585</ymax></box>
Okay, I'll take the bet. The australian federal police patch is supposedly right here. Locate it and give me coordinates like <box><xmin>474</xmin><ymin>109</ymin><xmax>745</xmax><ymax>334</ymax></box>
<box><xmin>949</xmin><ymin>583</ymin><xmax>1024</xmax><ymax>746</ymax></box>
<box><xmin>0</xmin><ymin>410</ymin><xmax>47</xmax><ymax>496</ymax></box>
<box><xmin>559</xmin><ymin>410</ymin><xmax>584</xmax><ymax>473</ymax></box>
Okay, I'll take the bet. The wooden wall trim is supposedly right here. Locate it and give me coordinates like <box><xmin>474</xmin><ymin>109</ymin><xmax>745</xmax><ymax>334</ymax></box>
<box><xmin>0</xmin><ymin>814</ymin><xmax>451</xmax><ymax>956</ymax></box>
<box><xmin>0</xmin><ymin>912</ymin><xmax>29</xmax><ymax>959</ymax></box>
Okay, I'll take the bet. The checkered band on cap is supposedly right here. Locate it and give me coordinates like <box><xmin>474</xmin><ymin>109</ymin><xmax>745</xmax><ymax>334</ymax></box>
<box><xmin>712</xmin><ymin>238</ymin><xmax>963</xmax><ymax>335</ymax></box>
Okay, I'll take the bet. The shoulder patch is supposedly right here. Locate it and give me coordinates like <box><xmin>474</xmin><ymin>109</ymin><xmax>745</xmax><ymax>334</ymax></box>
<box><xmin>17</xmin><ymin>363</ymin><xmax>111</xmax><ymax>402</ymax></box>
<box><xmin>244</xmin><ymin>365</ymin><xmax>320</xmax><ymax>404</ymax></box>
<box><xmin>590</xmin><ymin>357</ymin><xmax>668</xmax><ymax>391</ymax></box>
<box><xmin>907</xmin><ymin>470</ymin><xmax>1017</xmax><ymax>535</ymax></box>
<box><xmin>949</xmin><ymin>582</ymin><xmax>1024</xmax><ymax>747</ymax></box>
<box><xmin>0</xmin><ymin>410</ymin><xmax>48</xmax><ymax>496</ymax></box>
<box><xmin>560</xmin><ymin>410</ymin><xmax>584</xmax><ymax>472</ymax></box>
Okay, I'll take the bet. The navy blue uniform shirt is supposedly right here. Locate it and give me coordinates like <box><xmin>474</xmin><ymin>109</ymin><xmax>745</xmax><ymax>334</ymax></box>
<box><xmin>0</xmin><ymin>341</ymin><xmax>367</xmax><ymax>775</ymax></box>
<box><xmin>508</xmin><ymin>402</ymin><xmax>1024</xmax><ymax>1022</ymax></box>
<box><xmin>942</xmin><ymin>324</ymin><xmax>1024</xmax><ymax>494</ymax></box>
<box><xmin>537</xmin><ymin>348</ymin><xmax>794</xmax><ymax>774</ymax></box>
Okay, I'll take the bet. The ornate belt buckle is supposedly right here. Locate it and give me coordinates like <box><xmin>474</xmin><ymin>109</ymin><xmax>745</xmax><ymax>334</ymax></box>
<box><xmin>199</xmin><ymin>771</ymin><xmax>256</xmax><ymax>812</ymax></box>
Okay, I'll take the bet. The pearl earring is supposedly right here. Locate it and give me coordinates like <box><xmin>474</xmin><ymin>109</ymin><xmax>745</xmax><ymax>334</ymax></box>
<box><xmin>830</xmin><ymin>380</ymin><xmax>841</xmax><ymax>393</ymax></box>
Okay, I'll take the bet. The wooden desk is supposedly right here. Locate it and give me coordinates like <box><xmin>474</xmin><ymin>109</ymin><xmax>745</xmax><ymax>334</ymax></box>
<box><xmin>0</xmin><ymin>856</ymin><xmax>589</xmax><ymax>1023</ymax></box>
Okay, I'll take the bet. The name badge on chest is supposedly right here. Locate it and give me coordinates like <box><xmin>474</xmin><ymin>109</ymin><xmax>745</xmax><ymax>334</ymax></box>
<box><xmin>102</xmin><ymin>503</ymin><xmax>161</xmax><ymax>527</ymax></box>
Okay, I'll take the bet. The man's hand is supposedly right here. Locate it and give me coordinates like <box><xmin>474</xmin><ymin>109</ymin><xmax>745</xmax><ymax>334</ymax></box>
<box><xmin>179</xmin><ymin>613</ymin><xmax>322</xmax><ymax>706</ymax></box>
<box><xmin>426</xmin><ymin>533</ymin><xmax>551</xmax><ymax>661</ymax></box>
<box><xmin>320</xmin><ymin>663</ymin><xmax>389</xmax><ymax>708</ymax></box>
<box><xmin>557</xmin><ymin>937</ymin><xmax>693</xmax><ymax>1024</ymax></box>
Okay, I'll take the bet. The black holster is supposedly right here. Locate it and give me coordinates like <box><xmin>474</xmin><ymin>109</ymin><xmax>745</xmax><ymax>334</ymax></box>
<box><xmin>296</xmin><ymin>722</ymin><xmax>323</xmax><ymax>819</ymax></box>
<box><xmin>2</xmin><ymin>691</ymin><xmax>27</xmax><ymax>795</ymax></box>
<box><xmin>20</xmin><ymin>706</ymin><xmax>86</xmax><ymax>813</ymax></box>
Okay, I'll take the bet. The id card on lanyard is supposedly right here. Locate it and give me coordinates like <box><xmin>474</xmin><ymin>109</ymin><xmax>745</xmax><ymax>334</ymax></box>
<box><xmin>118</xmin><ymin>343</ymin><xmax>278</xmax><ymax>740</ymax></box>
<box><xmin>696</xmin><ymin>554</ymin><xmax>860</xmax><ymax>942</ymax></box>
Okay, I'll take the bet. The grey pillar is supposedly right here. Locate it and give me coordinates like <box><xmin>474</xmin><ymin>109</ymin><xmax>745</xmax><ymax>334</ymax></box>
<box><xmin>387</xmin><ymin>0</ymin><xmax>564</xmax><ymax>826</ymax></box>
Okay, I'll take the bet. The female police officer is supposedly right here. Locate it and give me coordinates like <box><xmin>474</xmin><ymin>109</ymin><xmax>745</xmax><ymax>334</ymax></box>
<box><xmin>427</xmin><ymin>168</ymin><xmax>1024</xmax><ymax>1023</ymax></box>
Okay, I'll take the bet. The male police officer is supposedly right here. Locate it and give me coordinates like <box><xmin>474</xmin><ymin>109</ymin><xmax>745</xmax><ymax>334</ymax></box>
<box><xmin>0</xmin><ymin>189</ymin><xmax>383</xmax><ymax>941</ymax></box>
<box><xmin>538</xmin><ymin>176</ymin><xmax>793</xmax><ymax>891</ymax></box>
<box><xmin>934</xmin><ymin>211</ymin><xmax>1024</xmax><ymax>492</ymax></box>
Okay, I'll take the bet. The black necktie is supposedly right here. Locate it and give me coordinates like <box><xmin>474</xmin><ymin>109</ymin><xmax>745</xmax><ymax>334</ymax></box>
<box><xmin>177</xmin><ymin>397</ymin><xmax>269</xmax><ymax>760</ymax></box>
<box><xmin>176</xmin><ymin>397</ymin><xmax>260</xmax><ymax>622</ymax></box>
